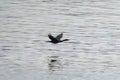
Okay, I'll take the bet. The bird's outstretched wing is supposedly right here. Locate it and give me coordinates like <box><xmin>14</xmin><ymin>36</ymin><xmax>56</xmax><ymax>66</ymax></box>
<box><xmin>48</xmin><ymin>34</ymin><xmax>58</xmax><ymax>41</ymax></box>
<box><xmin>56</xmin><ymin>33</ymin><xmax>63</xmax><ymax>40</ymax></box>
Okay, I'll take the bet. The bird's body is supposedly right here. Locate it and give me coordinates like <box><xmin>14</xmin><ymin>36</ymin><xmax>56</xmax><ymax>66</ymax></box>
<box><xmin>48</xmin><ymin>33</ymin><xmax>69</xmax><ymax>44</ymax></box>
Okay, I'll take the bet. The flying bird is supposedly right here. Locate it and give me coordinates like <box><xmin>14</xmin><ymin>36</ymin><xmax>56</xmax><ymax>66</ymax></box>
<box><xmin>47</xmin><ymin>33</ymin><xmax>69</xmax><ymax>44</ymax></box>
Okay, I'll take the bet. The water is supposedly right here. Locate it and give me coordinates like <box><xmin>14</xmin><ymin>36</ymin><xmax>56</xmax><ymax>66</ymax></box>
<box><xmin>0</xmin><ymin>0</ymin><xmax>120</xmax><ymax>80</ymax></box>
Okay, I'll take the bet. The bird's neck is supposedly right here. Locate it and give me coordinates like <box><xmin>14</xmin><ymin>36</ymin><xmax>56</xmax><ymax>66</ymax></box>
<box><xmin>61</xmin><ymin>39</ymin><xmax>69</xmax><ymax>42</ymax></box>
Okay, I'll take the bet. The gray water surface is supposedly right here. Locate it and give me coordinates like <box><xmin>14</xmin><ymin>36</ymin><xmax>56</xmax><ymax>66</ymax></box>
<box><xmin>0</xmin><ymin>0</ymin><xmax>120</xmax><ymax>80</ymax></box>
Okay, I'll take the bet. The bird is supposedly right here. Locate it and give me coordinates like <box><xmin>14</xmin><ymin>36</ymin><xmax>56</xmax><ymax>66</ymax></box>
<box><xmin>47</xmin><ymin>33</ymin><xmax>69</xmax><ymax>44</ymax></box>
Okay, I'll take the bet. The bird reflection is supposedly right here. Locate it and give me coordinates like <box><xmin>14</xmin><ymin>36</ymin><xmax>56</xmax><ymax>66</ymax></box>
<box><xmin>48</xmin><ymin>56</ymin><xmax>62</xmax><ymax>71</ymax></box>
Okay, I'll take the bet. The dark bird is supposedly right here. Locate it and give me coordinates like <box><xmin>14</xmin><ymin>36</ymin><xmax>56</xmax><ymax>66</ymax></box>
<box><xmin>47</xmin><ymin>33</ymin><xmax>69</xmax><ymax>44</ymax></box>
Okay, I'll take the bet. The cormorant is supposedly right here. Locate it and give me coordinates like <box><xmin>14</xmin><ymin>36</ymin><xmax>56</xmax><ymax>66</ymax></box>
<box><xmin>47</xmin><ymin>33</ymin><xmax>69</xmax><ymax>44</ymax></box>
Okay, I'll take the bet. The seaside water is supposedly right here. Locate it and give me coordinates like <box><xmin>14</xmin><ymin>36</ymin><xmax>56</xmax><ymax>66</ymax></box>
<box><xmin>0</xmin><ymin>0</ymin><xmax>120</xmax><ymax>80</ymax></box>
